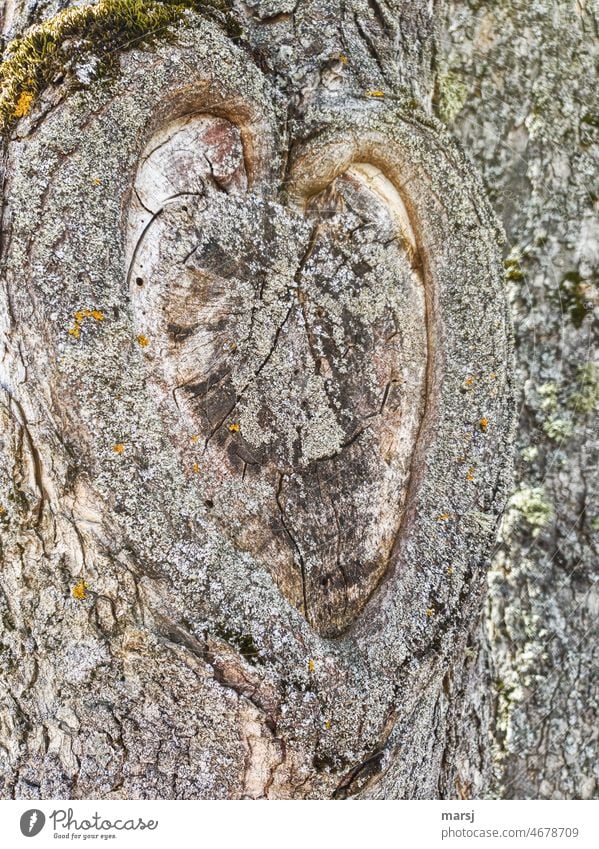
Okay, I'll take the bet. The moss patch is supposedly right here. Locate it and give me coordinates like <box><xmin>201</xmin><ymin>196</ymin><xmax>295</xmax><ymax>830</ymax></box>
<box><xmin>503</xmin><ymin>256</ymin><xmax>524</xmax><ymax>282</ymax></box>
<box><xmin>0</xmin><ymin>0</ymin><xmax>237</xmax><ymax>135</ymax></box>
<box><xmin>214</xmin><ymin>625</ymin><xmax>264</xmax><ymax>665</ymax></box>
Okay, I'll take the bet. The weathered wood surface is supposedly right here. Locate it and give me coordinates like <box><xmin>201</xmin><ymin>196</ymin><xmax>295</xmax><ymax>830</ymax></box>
<box><xmin>0</xmin><ymin>2</ymin><xmax>514</xmax><ymax>798</ymax></box>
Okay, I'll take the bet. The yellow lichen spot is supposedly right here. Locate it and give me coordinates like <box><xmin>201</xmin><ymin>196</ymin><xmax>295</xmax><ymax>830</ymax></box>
<box><xmin>464</xmin><ymin>375</ymin><xmax>476</xmax><ymax>387</ymax></box>
<box><xmin>324</xmin><ymin>719</ymin><xmax>332</xmax><ymax>730</ymax></box>
<box><xmin>338</xmin><ymin>54</ymin><xmax>348</xmax><ymax>65</ymax></box>
<box><xmin>479</xmin><ymin>417</ymin><xmax>489</xmax><ymax>432</ymax></box>
<box><xmin>113</xmin><ymin>443</ymin><xmax>125</xmax><ymax>454</ymax></box>
<box><xmin>136</xmin><ymin>334</ymin><xmax>150</xmax><ymax>348</ymax></box>
<box><xmin>68</xmin><ymin>308</ymin><xmax>105</xmax><ymax>338</ymax></box>
<box><xmin>466</xmin><ymin>467</ymin><xmax>476</xmax><ymax>481</ymax></box>
<box><xmin>0</xmin><ymin>505</ymin><xmax>6</xmax><ymax>515</ymax></box>
<box><xmin>308</xmin><ymin>658</ymin><xmax>316</xmax><ymax>673</ymax></box>
<box><xmin>437</xmin><ymin>513</ymin><xmax>451</xmax><ymax>522</ymax></box>
<box><xmin>190</xmin><ymin>434</ymin><xmax>200</xmax><ymax>444</ymax></box>
<box><xmin>72</xmin><ymin>580</ymin><xmax>87</xmax><ymax>600</ymax></box>
<box><xmin>228</xmin><ymin>422</ymin><xmax>240</xmax><ymax>433</ymax></box>
<box><xmin>91</xmin><ymin>177</ymin><xmax>102</xmax><ymax>186</ymax></box>
<box><xmin>447</xmin><ymin>566</ymin><xmax>454</xmax><ymax>576</ymax></box>
<box><xmin>192</xmin><ymin>462</ymin><xmax>200</xmax><ymax>474</ymax></box>
<box><xmin>366</xmin><ymin>89</ymin><xmax>385</xmax><ymax>98</ymax></box>
<box><xmin>425</xmin><ymin>608</ymin><xmax>435</xmax><ymax>618</ymax></box>
<box><xmin>13</xmin><ymin>91</ymin><xmax>34</xmax><ymax>119</ymax></box>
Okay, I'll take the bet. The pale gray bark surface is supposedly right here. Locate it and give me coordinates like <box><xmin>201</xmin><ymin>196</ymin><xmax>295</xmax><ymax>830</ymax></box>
<box><xmin>437</xmin><ymin>0</ymin><xmax>599</xmax><ymax>800</ymax></box>
<box><xmin>5</xmin><ymin>0</ymin><xmax>582</xmax><ymax>801</ymax></box>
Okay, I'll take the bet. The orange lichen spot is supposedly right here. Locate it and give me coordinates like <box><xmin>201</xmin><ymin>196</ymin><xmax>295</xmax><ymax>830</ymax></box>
<box><xmin>68</xmin><ymin>309</ymin><xmax>105</xmax><ymax>339</ymax></box>
<box><xmin>72</xmin><ymin>580</ymin><xmax>87</xmax><ymax>600</ymax></box>
<box><xmin>466</xmin><ymin>467</ymin><xmax>476</xmax><ymax>481</ymax></box>
<box><xmin>75</xmin><ymin>309</ymin><xmax>104</xmax><ymax>322</ymax></box>
<box><xmin>192</xmin><ymin>462</ymin><xmax>200</xmax><ymax>474</ymax></box>
<box><xmin>13</xmin><ymin>91</ymin><xmax>34</xmax><ymax>118</ymax></box>
<box><xmin>228</xmin><ymin>422</ymin><xmax>240</xmax><ymax>433</ymax></box>
<box><xmin>0</xmin><ymin>505</ymin><xmax>6</xmax><ymax>515</ymax></box>
<box><xmin>479</xmin><ymin>417</ymin><xmax>489</xmax><ymax>432</ymax></box>
<box><xmin>425</xmin><ymin>608</ymin><xmax>435</xmax><ymax>618</ymax></box>
<box><xmin>190</xmin><ymin>434</ymin><xmax>200</xmax><ymax>444</ymax></box>
<box><xmin>91</xmin><ymin>177</ymin><xmax>102</xmax><ymax>186</ymax></box>
<box><xmin>136</xmin><ymin>334</ymin><xmax>150</xmax><ymax>347</ymax></box>
<box><xmin>113</xmin><ymin>443</ymin><xmax>125</xmax><ymax>454</ymax></box>
<box><xmin>437</xmin><ymin>513</ymin><xmax>451</xmax><ymax>522</ymax></box>
<box><xmin>366</xmin><ymin>89</ymin><xmax>385</xmax><ymax>97</ymax></box>
<box><xmin>464</xmin><ymin>375</ymin><xmax>476</xmax><ymax>387</ymax></box>
<box><xmin>308</xmin><ymin>658</ymin><xmax>316</xmax><ymax>673</ymax></box>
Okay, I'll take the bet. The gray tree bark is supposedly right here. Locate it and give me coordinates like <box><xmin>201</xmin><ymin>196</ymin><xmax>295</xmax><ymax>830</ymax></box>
<box><xmin>0</xmin><ymin>0</ymin><xmax>528</xmax><ymax>800</ymax></box>
<box><xmin>437</xmin><ymin>0</ymin><xmax>599</xmax><ymax>800</ymax></box>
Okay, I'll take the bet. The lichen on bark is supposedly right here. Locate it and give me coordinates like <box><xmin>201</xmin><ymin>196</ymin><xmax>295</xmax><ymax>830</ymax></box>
<box><xmin>438</xmin><ymin>0</ymin><xmax>599</xmax><ymax>800</ymax></box>
<box><xmin>0</xmin><ymin>0</ymin><xmax>519</xmax><ymax>800</ymax></box>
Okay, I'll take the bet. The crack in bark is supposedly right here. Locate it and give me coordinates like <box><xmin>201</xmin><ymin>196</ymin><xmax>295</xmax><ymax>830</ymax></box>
<box><xmin>275</xmin><ymin>471</ymin><xmax>309</xmax><ymax>620</ymax></box>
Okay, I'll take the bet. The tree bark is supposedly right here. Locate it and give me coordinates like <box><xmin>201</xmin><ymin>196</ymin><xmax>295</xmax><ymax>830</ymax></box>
<box><xmin>437</xmin><ymin>0</ymin><xmax>598</xmax><ymax>800</ymax></box>
<box><xmin>0</xmin><ymin>1</ymin><xmax>515</xmax><ymax>798</ymax></box>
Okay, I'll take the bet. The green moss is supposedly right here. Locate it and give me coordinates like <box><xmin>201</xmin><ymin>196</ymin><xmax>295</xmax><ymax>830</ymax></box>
<box><xmin>434</xmin><ymin>71</ymin><xmax>468</xmax><ymax>124</ymax></box>
<box><xmin>503</xmin><ymin>256</ymin><xmax>524</xmax><ymax>282</ymax></box>
<box><xmin>214</xmin><ymin>625</ymin><xmax>263</xmax><ymax>665</ymax></box>
<box><xmin>0</xmin><ymin>0</ymin><xmax>237</xmax><ymax>134</ymax></box>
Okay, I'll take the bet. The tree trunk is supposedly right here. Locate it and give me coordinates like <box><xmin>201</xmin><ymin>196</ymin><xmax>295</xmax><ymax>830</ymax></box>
<box><xmin>437</xmin><ymin>0</ymin><xmax>598</xmax><ymax>800</ymax></box>
<box><xmin>0</xmin><ymin>0</ymin><xmax>515</xmax><ymax>799</ymax></box>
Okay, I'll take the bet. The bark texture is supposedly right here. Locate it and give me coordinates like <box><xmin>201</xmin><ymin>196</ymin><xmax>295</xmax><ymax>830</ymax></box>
<box><xmin>0</xmin><ymin>0</ymin><xmax>516</xmax><ymax>799</ymax></box>
<box><xmin>437</xmin><ymin>0</ymin><xmax>599</xmax><ymax>800</ymax></box>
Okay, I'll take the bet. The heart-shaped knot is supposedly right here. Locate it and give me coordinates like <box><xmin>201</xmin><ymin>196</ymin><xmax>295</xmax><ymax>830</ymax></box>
<box><xmin>128</xmin><ymin>112</ymin><xmax>427</xmax><ymax>636</ymax></box>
